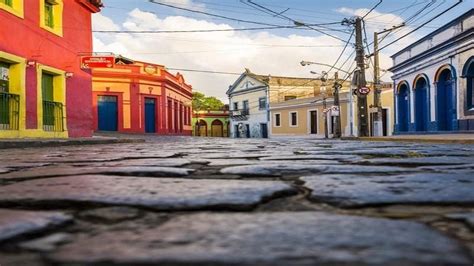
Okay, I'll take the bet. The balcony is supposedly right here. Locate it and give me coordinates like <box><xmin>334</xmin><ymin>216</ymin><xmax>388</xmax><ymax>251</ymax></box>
<box><xmin>43</xmin><ymin>101</ymin><xmax>64</xmax><ymax>132</ymax></box>
<box><xmin>0</xmin><ymin>92</ymin><xmax>20</xmax><ymax>130</ymax></box>
<box><xmin>230</xmin><ymin>109</ymin><xmax>249</xmax><ymax>121</ymax></box>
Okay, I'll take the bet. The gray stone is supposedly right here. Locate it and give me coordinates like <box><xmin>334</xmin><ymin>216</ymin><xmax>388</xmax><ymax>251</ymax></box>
<box><xmin>0</xmin><ymin>166</ymin><xmax>194</xmax><ymax>180</ymax></box>
<box><xmin>221</xmin><ymin>164</ymin><xmax>413</xmax><ymax>177</ymax></box>
<box><xmin>0</xmin><ymin>175</ymin><xmax>295</xmax><ymax>211</ymax></box>
<box><xmin>49</xmin><ymin>212</ymin><xmax>470</xmax><ymax>265</ymax></box>
<box><xmin>0</xmin><ymin>209</ymin><xmax>72</xmax><ymax>242</ymax></box>
<box><xmin>260</xmin><ymin>154</ymin><xmax>360</xmax><ymax>162</ymax></box>
<box><xmin>74</xmin><ymin>158</ymin><xmax>192</xmax><ymax>168</ymax></box>
<box><xmin>302</xmin><ymin>173</ymin><xmax>474</xmax><ymax>207</ymax></box>
<box><xmin>445</xmin><ymin>213</ymin><xmax>474</xmax><ymax>229</ymax></box>
<box><xmin>78</xmin><ymin>207</ymin><xmax>142</xmax><ymax>223</ymax></box>
<box><xmin>361</xmin><ymin>156</ymin><xmax>472</xmax><ymax>166</ymax></box>
<box><xmin>20</xmin><ymin>233</ymin><xmax>73</xmax><ymax>252</ymax></box>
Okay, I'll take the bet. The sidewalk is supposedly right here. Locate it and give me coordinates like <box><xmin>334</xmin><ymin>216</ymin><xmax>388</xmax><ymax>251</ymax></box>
<box><xmin>0</xmin><ymin>135</ymin><xmax>144</xmax><ymax>149</ymax></box>
<box><xmin>356</xmin><ymin>134</ymin><xmax>474</xmax><ymax>144</ymax></box>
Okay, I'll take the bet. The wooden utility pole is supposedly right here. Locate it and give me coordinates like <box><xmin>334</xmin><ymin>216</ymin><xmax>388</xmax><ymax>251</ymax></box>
<box><xmin>372</xmin><ymin>23</ymin><xmax>405</xmax><ymax>136</ymax></box>
<box><xmin>333</xmin><ymin>71</ymin><xmax>342</xmax><ymax>138</ymax></box>
<box><xmin>355</xmin><ymin>17</ymin><xmax>369</xmax><ymax>137</ymax></box>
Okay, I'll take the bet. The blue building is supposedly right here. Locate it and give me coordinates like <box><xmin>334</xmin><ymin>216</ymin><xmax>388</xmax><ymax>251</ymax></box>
<box><xmin>390</xmin><ymin>9</ymin><xmax>474</xmax><ymax>134</ymax></box>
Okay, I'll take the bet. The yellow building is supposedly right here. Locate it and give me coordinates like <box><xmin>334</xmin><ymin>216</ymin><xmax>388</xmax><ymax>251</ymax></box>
<box><xmin>270</xmin><ymin>82</ymin><xmax>394</xmax><ymax>138</ymax></box>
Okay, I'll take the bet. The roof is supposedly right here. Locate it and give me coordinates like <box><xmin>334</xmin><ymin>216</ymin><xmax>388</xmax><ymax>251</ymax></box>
<box><xmin>227</xmin><ymin>68</ymin><xmax>324</xmax><ymax>95</ymax></box>
<box><xmin>391</xmin><ymin>8</ymin><xmax>474</xmax><ymax>59</ymax></box>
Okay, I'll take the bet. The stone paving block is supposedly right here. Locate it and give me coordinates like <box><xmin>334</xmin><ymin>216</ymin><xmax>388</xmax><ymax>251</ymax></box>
<box><xmin>49</xmin><ymin>212</ymin><xmax>470</xmax><ymax>265</ymax></box>
<box><xmin>361</xmin><ymin>156</ymin><xmax>472</xmax><ymax>166</ymax></box>
<box><xmin>73</xmin><ymin>158</ymin><xmax>192</xmax><ymax>168</ymax></box>
<box><xmin>301</xmin><ymin>173</ymin><xmax>474</xmax><ymax>207</ymax></box>
<box><xmin>221</xmin><ymin>164</ymin><xmax>413</xmax><ymax>177</ymax></box>
<box><xmin>0</xmin><ymin>175</ymin><xmax>296</xmax><ymax>211</ymax></box>
<box><xmin>259</xmin><ymin>154</ymin><xmax>361</xmax><ymax>162</ymax></box>
<box><xmin>445</xmin><ymin>213</ymin><xmax>474</xmax><ymax>229</ymax></box>
<box><xmin>0</xmin><ymin>209</ymin><xmax>72</xmax><ymax>242</ymax></box>
<box><xmin>0</xmin><ymin>166</ymin><xmax>194</xmax><ymax>181</ymax></box>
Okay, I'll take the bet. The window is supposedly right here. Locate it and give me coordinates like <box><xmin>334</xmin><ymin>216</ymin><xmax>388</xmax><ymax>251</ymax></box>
<box><xmin>0</xmin><ymin>0</ymin><xmax>23</xmax><ymax>18</ymax></box>
<box><xmin>258</xmin><ymin>97</ymin><xmax>266</xmax><ymax>110</ymax></box>
<box><xmin>233</xmin><ymin>102</ymin><xmax>238</xmax><ymax>110</ymax></box>
<box><xmin>289</xmin><ymin>111</ymin><xmax>298</xmax><ymax>127</ymax></box>
<box><xmin>0</xmin><ymin>62</ymin><xmax>10</xmax><ymax>93</ymax></box>
<box><xmin>40</xmin><ymin>0</ymin><xmax>63</xmax><ymax>36</ymax></box>
<box><xmin>44</xmin><ymin>1</ymin><xmax>54</xmax><ymax>28</ymax></box>
<box><xmin>243</xmin><ymin>100</ymin><xmax>249</xmax><ymax>111</ymax></box>
<box><xmin>1</xmin><ymin>0</ymin><xmax>12</xmax><ymax>7</ymax></box>
<box><xmin>274</xmin><ymin>113</ymin><xmax>281</xmax><ymax>127</ymax></box>
<box><xmin>285</xmin><ymin>95</ymin><xmax>297</xmax><ymax>101</ymax></box>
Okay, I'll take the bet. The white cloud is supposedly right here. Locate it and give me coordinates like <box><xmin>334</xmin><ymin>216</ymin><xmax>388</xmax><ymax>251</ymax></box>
<box><xmin>93</xmin><ymin>8</ymin><xmax>401</xmax><ymax>101</ymax></box>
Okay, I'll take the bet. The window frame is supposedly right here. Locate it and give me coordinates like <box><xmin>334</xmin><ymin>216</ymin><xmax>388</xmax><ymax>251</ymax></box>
<box><xmin>0</xmin><ymin>0</ymin><xmax>24</xmax><ymax>18</ymax></box>
<box><xmin>273</xmin><ymin>112</ymin><xmax>281</xmax><ymax>127</ymax></box>
<box><xmin>258</xmin><ymin>97</ymin><xmax>266</xmax><ymax>110</ymax></box>
<box><xmin>39</xmin><ymin>0</ymin><xmax>63</xmax><ymax>36</ymax></box>
<box><xmin>289</xmin><ymin>111</ymin><xmax>298</xmax><ymax>127</ymax></box>
<box><xmin>233</xmin><ymin>102</ymin><xmax>238</xmax><ymax>110</ymax></box>
<box><xmin>243</xmin><ymin>100</ymin><xmax>249</xmax><ymax>111</ymax></box>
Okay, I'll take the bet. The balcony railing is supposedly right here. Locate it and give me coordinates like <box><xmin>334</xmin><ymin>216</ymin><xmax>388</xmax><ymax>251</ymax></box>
<box><xmin>0</xmin><ymin>92</ymin><xmax>20</xmax><ymax>130</ymax></box>
<box><xmin>43</xmin><ymin>101</ymin><xmax>64</xmax><ymax>132</ymax></box>
<box><xmin>230</xmin><ymin>109</ymin><xmax>249</xmax><ymax>117</ymax></box>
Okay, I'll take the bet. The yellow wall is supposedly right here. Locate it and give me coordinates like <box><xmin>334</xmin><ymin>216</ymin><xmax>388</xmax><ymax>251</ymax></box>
<box><xmin>0</xmin><ymin>0</ymin><xmax>24</xmax><ymax>18</ymax></box>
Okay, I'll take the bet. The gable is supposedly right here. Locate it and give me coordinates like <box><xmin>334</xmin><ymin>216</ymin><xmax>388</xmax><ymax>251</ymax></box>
<box><xmin>227</xmin><ymin>75</ymin><xmax>266</xmax><ymax>95</ymax></box>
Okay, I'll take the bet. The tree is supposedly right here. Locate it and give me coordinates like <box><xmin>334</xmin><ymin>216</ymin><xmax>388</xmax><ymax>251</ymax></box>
<box><xmin>192</xmin><ymin>91</ymin><xmax>224</xmax><ymax>111</ymax></box>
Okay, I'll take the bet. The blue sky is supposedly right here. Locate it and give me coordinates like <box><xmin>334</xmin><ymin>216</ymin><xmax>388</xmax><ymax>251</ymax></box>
<box><xmin>93</xmin><ymin>0</ymin><xmax>473</xmax><ymax>100</ymax></box>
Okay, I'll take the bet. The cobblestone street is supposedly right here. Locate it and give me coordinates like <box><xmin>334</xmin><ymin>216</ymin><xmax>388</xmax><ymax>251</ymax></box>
<box><xmin>0</xmin><ymin>137</ymin><xmax>473</xmax><ymax>265</ymax></box>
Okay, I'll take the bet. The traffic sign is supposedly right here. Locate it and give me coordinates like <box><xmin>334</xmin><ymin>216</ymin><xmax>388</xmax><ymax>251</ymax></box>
<box><xmin>358</xmin><ymin>87</ymin><xmax>370</xmax><ymax>95</ymax></box>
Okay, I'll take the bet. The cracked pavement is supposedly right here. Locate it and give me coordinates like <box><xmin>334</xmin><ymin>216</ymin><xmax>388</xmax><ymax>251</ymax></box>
<box><xmin>0</xmin><ymin>136</ymin><xmax>473</xmax><ymax>265</ymax></box>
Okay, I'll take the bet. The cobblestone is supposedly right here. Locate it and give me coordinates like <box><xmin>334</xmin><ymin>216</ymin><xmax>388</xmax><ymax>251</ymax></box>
<box><xmin>0</xmin><ymin>136</ymin><xmax>473</xmax><ymax>265</ymax></box>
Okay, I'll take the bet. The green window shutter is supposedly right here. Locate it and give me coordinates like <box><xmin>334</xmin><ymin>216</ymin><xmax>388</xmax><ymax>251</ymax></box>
<box><xmin>1</xmin><ymin>0</ymin><xmax>13</xmax><ymax>7</ymax></box>
<box><xmin>45</xmin><ymin>2</ymin><xmax>54</xmax><ymax>28</ymax></box>
<box><xmin>42</xmin><ymin>73</ymin><xmax>54</xmax><ymax>101</ymax></box>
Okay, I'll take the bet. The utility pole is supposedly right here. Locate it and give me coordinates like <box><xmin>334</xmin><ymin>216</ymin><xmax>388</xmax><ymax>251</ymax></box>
<box><xmin>355</xmin><ymin>17</ymin><xmax>369</xmax><ymax>137</ymax></box>
<box><xmin>333</xmin><ymin>71</ymin><xmax>342</xmax><ymax>138</ymax></box>
<box><xmin>372</xmin><ymin>23</ymin><xmax>405</xmax><ymax>136</ymax></box>
<box><xmin>322</xmin><ymin>81</ymin><xmax>328</xmax><ymax>139</ymax></box>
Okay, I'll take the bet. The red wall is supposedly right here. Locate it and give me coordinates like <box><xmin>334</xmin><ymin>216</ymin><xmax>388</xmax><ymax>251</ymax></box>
<box><xmin>0</xmin><ymin>0</ymin><xmax>98</xmax><ymax>137</ymax></box>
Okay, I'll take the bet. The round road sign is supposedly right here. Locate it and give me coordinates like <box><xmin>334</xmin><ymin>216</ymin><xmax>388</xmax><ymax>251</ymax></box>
<box><xmin>358</xmin><ymin>87</ymin><xmax>370</xmax><ymax>95</ymax></box>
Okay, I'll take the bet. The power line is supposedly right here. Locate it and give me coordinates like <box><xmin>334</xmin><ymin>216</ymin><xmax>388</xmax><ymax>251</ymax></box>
<box><xmin>166</xmin><ymin>67</ymin><xmax>241</xmax><ymax>75</ymax></box>
<box><xmin>378</xmin><ymin>0</ymin><xmax>463</xmax><ymax>52</ymax></box>
<box><xmin>326</xmin><ymin>29</ymin><xmax>355</xmax><ymax>74</ymax></box>
<box><xmin>244</xmin><ymin>0</ymin><xmax>348</xmax><ymax>42</ymax></box>
<box><xmin>93</xmin><ymin>24</ymin><xmax>319</xmax><ymax>34</ymax></box>
<box><xmin>362</xmin><ymin>0</ymin><xmax>383</xmax><ymax>19</ymax></box>
<box><xmin>148</xmin><ymin>0</ymin><xmax>340</xmax><ymax>28</ymax></box>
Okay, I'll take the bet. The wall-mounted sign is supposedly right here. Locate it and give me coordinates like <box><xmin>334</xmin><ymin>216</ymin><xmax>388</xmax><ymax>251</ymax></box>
<box><xmin>144</xmin><ymin>65</ymin><xmax>157</xmax><ymax>75</ymax></box>
<box><xmin>81</xmin><ymin>56</ymin><xmax>114</xmax><ymax>69</ymax></box>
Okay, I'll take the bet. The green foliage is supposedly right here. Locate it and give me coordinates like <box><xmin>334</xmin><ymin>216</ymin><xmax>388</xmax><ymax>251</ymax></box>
<box><xmin>192</xmin><ymin>91</ymin><xmax>224</xmax><ymax>111</ymax></box>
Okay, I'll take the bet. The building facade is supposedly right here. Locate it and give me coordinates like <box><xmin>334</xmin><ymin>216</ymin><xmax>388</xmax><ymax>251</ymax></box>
<box><xmin>390</xmin><ymin>9</ymin><xmax>474</xmax><ymax>134</ymax></box>
<box><xmin>227</xmin><ymin>69</ymin><xmax>325</xmax><ymax>138</ymax></box>
<box><xmin>0</xmin><ymin>0</ymin><xmax>102</xmax><ymax>138</ymax></box>
<box><xmin>91</xmin><ymin>56</ymin><xmax>193</xmax><ymax>135</ymax></box>
<box><xmin>227</xmin><ymin>69</ymin><xmax>269</xmax><ymax>138</ymax></box>
<box><xmin>192</xmin><ymin>110</ymin><xmax>229</xmax><ymax>137</ymax></box>
<box><xmin>270</xmin><ymin>83</ymin><xmax>394</xmax><ymax>138</ymax></box>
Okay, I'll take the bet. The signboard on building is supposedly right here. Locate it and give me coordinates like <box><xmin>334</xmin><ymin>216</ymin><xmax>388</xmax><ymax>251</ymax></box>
<box><xmin>81</xmin><ymin>56</ymin><xmax>115</xmax><ymax>69</ymax></box>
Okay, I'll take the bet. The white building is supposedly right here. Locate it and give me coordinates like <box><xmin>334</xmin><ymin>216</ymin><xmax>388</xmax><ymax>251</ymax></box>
<box><xmin>390</xmin><ymin>9</ymin><xmax>474</xmax><ymax>133</ymax></box>
<box><xmin>226</xmin><ymin>69</ymin><xmax>269</xmax><ymax>138</ymax></box>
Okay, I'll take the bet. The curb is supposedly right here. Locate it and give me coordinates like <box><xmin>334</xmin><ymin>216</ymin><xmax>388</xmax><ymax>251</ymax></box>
<box><xmin>0</xmin><ymin>138</ymin><xmax>145</xmax><ymax>150</ymax></box>
<box><xmin>343</xmin><ymin>137</ymin><xmax>474</xmax><ymax>144</ymax></box>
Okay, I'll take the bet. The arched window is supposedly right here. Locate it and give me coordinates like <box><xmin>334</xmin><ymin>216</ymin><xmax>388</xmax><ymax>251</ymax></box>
<box><xmin>462</xmin><ymin>56</ymin><xmax>474</xmax><ymax>111</ymax></box>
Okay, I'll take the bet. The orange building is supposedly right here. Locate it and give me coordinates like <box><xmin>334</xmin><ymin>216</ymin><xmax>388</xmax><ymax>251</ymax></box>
<box><xmin>91</xmin><ymin>56</ymin><xmax>193</xmax><ymax>135</ymax></box>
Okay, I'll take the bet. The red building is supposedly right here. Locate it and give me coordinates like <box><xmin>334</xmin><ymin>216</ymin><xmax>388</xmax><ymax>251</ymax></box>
<box><xmin>0</xmin><ymin>0</ymin><xmax>101</xmax><ymax>138</ymax></box>
<box><xmin>91</xmin><ymin>56</ymin><xmax>193</xmax><ymax>135</ymax></box>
